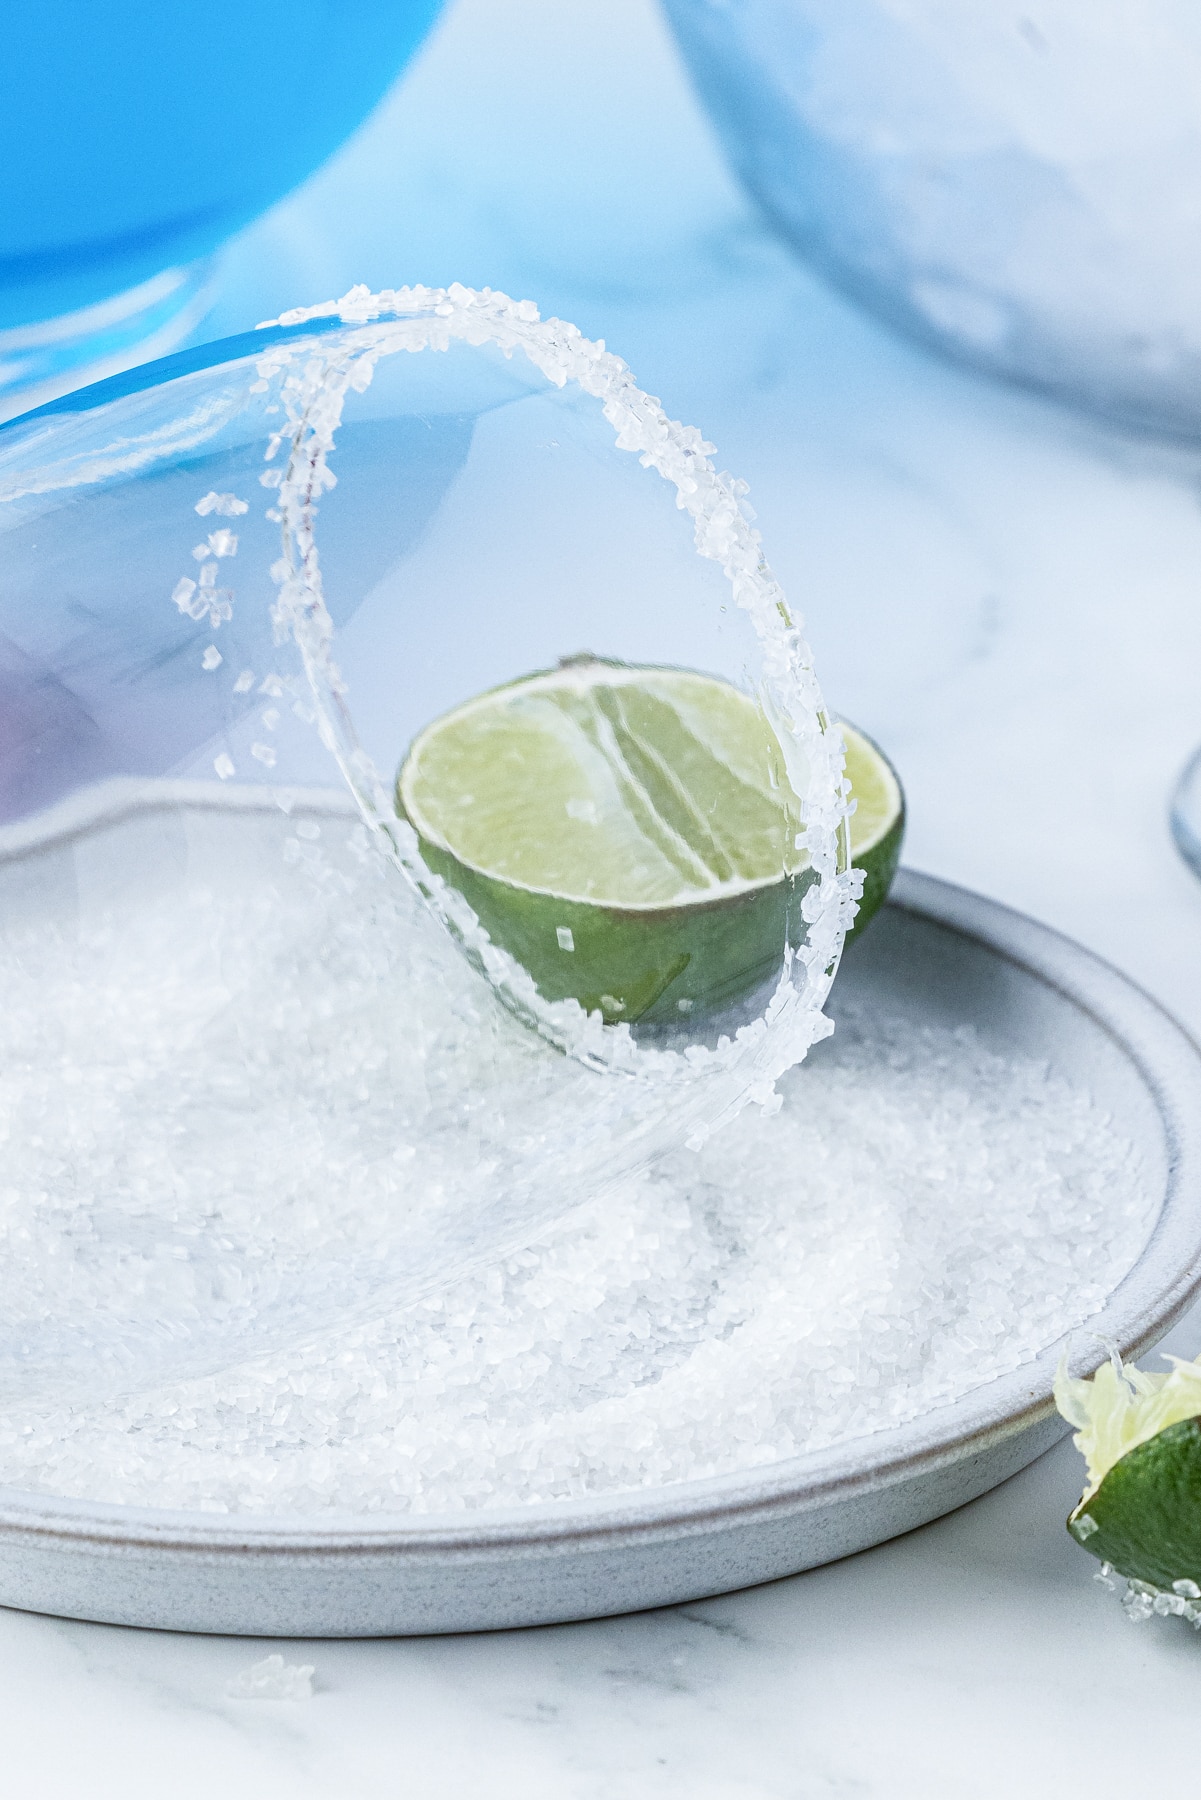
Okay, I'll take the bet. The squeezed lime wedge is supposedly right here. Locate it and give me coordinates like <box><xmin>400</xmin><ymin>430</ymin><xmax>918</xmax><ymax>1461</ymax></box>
<box><xmin>1058</xmin><ymin>1352</ymin><xmax>1201</xmax><ymax>1594</ymax></box>
<box><xmin>397</xmin><ymin>658</ymin><xmax>904</xmax><ymax>1024</ymax></box>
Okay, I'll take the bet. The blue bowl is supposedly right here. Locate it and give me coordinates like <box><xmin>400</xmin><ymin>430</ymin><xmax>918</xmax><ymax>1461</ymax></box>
<box><xmin>0</xmin><ymin>1</ymin><xmax>442</xmax><ymax>393</ymax></box>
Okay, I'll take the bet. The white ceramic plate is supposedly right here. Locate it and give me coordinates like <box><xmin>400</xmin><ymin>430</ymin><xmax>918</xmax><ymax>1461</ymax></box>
<box><xmin>0</xmin><ymin>786</ymin><xmax>1199</xmax><ymax>1636</ymax></box>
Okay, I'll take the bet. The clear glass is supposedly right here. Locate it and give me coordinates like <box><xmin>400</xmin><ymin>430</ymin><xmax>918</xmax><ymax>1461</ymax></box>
<box><xmin>0</xmin><ymin>286</ymin><xmax>853</xmax><ymax>1416</ymax></box>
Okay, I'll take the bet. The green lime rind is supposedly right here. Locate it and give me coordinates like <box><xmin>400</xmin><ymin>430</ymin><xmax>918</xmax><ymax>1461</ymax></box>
<box><xmin>841</xmin><ymin>720</ymin><xmax>905</xmax><ymax>946</ymax></box>
<box><xmin>416</xmin><ymin>832</ymin><xmax>818</xmax><ymax>1025</ymax></box>
<box><xmin>1068</xmin><ymin>1414</ymin><xmax>1201</xmax><ymax>1589</ymax></box>
<box><xmin>848</xmin><ymin>806</ymin><xmax>904</xmax><ymax>945</ymax></box>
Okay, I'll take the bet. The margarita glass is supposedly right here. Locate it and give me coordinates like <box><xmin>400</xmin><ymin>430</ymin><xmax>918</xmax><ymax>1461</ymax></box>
<box><xmin>0</xmin><ymin>284</ymin><xmax>853</xmax><ymax>1413</ymax></box>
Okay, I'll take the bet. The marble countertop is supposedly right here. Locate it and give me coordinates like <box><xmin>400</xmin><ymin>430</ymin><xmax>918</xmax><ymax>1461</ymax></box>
<box><xmin>11</xmin><ymin>1</ymin><xmax>1201</xmax><ymax>1792</ymax></box>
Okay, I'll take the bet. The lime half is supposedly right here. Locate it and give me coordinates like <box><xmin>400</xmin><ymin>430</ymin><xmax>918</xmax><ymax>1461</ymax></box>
<box><xmin>397</xmin><ymin>659</ymin><xmax>904</xmax><ymax>1024</ymax></box>
<box><xmin>1058</xmin><ymin>1352</ymin><xmax>1201</xmax><ymax>1592</ymax></box>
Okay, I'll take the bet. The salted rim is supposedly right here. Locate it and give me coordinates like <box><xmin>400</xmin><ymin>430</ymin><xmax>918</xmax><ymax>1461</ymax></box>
<box><xmin>0</xmin><ymin>287</ymin><xmax>858</xmax><ymax>1124</ymax></box>
<box><xmin>250</xmin><ymin>284</ymin><xmax>853</xmax><ymax>1106</ymax></box>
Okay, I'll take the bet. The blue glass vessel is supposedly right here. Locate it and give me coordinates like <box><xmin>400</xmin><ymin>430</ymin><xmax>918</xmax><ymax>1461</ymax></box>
<box><xmin>0</xmin><ymin>0</ymin><xmax>442</xmax><ymax>401</ymax></box>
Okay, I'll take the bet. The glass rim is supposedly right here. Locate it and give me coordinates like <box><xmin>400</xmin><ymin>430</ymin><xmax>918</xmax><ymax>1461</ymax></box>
<box><xmin>0</xmin><ymin>315</ymin><xmax>345</xmax><ymax>432</ymax></box>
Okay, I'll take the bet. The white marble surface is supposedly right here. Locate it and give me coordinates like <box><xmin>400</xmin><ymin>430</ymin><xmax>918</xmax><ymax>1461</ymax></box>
<box><xmin>9</xmin><ymin>1</ymin><xmax>1201</xmax><ymax>1790</ymax></box>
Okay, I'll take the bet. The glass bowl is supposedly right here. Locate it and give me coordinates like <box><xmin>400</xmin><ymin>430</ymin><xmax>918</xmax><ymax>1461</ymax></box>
<box><xmin>664</xmin><ymin>0</ymin><xmax>1201</xmax><ymax>441</ymax></box>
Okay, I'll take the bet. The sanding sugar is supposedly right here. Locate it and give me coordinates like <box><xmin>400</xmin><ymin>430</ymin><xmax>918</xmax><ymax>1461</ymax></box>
<box><xmin>0</xmin><ymin>800</ymin><xmax>1155</xmax><ymax>1514</ymax></box>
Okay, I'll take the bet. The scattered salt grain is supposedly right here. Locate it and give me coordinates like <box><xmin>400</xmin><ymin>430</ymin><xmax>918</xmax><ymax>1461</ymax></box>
<box><xmin>227</xmin><ymin>1654</ymin><xmax>314</xmax><ymax>1700</ymax></box>
<box><xmin>202</xmin><ymin>646</ymin><xmax>223</xmax><ymax>672</ymax></box>
<box><xmin>195</xmin><ymin>492</ymin><xmax>249</xmax><ymax>518</ymax></box>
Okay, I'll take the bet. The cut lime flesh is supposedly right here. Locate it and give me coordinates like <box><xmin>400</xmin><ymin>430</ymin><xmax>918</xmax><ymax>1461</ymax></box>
<box><xmin>1069</xmin><ymin>1416</ymin><xmax>1201</xmax><ymax>1590</ymax></box>
<box><xmin>397</xmin><ymin>660</ymin><xmax>904</xmax><ymax>1024</ymax></box>
<box><xmin>840</xmin><ymin>718</ymin><xmax>905</xmax><ymax>945</ymax></box>
<box><xmin>1056</xmin><ymin>1347</ymin><xmax>1201</xmax><ymax>1500</ymax></box>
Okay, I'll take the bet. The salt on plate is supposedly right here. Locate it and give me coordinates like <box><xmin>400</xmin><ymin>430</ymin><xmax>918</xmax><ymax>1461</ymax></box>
<box><xmin>0</xmin><ymin>802</ymin><xmax>1155</xmax><ymax>1518</ymax></box>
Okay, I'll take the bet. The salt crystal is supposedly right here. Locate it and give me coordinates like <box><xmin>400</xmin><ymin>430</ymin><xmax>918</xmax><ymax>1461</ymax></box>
<box><xmin>233</xmin><ymin>671</ymin><xmax>255</xmax><ymax>694</ymax></box>
<box><xmin>213</xmin><ymin>754</ymin><xmax>235</xmax><ymax>780</ymax></box>
<box><xmin>195</xmin><ymin>492</ymin><xmax>249</xmax><ymax>518</ymax></box>
<box><xmin>202</xmin><ymin>647</ymin><xmax>223</xmax><ymax>672</ymax></box>
<box><xmin>227</xmin><ymin>1654</ymin><xmax>314</xmax><ymax>1701</ymax></box>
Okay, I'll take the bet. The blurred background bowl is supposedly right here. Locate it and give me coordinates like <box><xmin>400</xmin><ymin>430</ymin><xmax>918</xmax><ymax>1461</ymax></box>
<box><xmin>663</xmin><ymin>0</ymin><xmax>1201</xmax><ymax>441</ymax></box>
